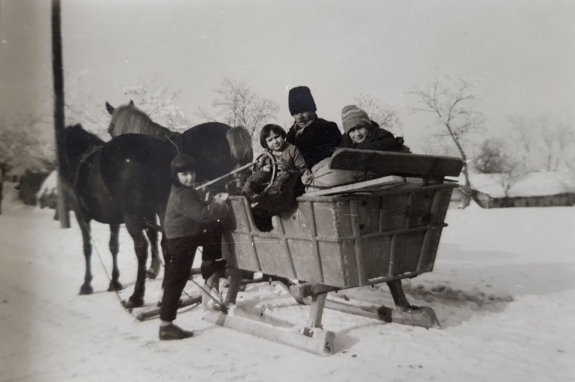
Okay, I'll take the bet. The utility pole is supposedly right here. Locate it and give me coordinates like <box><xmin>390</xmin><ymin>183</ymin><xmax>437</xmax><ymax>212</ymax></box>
<box><xmin>51</xmin><ymin>0</ymin><xmax>70</xmax><ymax>228</ymax></box>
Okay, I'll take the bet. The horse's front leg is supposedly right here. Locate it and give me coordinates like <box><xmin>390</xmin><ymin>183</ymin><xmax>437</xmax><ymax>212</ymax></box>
<box><xmin>107</xmin><ymin>223</ymin><xmax>123</xmax><ymax>291</ymax></box>
<box><xmin>145</xmin><ymin>217</ymin><xmax>161</xmax><ymax>279</ymax></box>
<box><xmin>124</xmin><ymin>216</ymin><xmax>148</xmax><ymax>308</ymax></box>
<box><xmin>77</xmin><ymin>217</ymin><xmax>93</xmax><ymax>295</ymax></box>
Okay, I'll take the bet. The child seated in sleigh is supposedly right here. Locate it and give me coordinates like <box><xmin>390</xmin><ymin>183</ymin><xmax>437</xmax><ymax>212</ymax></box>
<box><xmin>339</xmin><ymin>105</ymin><xmax>410</xmax><ymax>153</ymax></box>
<box><xmin>242</xmin><ymin>124</ymin><xmax>312</xmax><ymax>214</ymax></box>
<box><xmin>305</xmin><ymin>105</ymin><xmax>410</xmax><ymax>191</ymax></box>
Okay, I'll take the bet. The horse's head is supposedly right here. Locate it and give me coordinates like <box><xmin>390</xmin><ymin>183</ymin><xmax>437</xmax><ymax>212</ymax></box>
<box><xmin>105</xmin><ymin>100</ymin><xmax>136</xmax><ymax>138</ymax></box>
<box><xmin>62</xmin><ymin>124</ymin><xmax>105</xmax><ymax>179</ymax></box>
<box><xmin>105</xmin><ymin>99</ymin><xmax>133</xmax><ymax>115</ymax></box>
<box><xmin>105</xmin><ymin>100</ymin><xmax>173</xmax><ymax>140</ymax></box>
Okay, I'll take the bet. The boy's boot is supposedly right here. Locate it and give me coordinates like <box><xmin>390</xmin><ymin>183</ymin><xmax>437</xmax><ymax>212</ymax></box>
<box><xmin>159</xmin><ymin>323</ymin><xmax>194</xmax><ymax>340</ymax></box>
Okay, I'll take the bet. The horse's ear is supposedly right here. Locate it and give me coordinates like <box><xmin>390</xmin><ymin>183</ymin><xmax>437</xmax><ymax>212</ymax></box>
<box><xmin>105</xmin><ymin>102</ymin><xmax>115</xmax><ymax>115</ymax></box>
<box><xmin>129</xmin><ymin>100</ymin><xmax>134</xmax><ymax>106</ymax></box>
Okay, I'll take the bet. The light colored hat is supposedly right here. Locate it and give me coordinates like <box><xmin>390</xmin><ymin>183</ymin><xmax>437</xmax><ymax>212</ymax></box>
<box><xmin>341</xmin><ymin>105</ymin><xmax>371</xmax><ymax>134</ymax></box>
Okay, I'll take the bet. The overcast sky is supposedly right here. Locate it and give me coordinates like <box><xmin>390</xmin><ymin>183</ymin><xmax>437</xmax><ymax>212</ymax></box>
<box><xmin>1</xmin><ymin>0</ymin><xmax>574</xmax><ymax>147</ymax></box>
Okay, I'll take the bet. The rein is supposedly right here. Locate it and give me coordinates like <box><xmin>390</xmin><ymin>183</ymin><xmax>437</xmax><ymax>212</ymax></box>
<box><xmin>72</xmin><ymin>145</ymin><xmax>104</xmax><ymax>190</ymax></box>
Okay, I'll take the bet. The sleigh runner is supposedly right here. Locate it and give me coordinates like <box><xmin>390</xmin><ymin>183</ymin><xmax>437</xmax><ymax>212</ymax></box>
<box><xmin>205</xmin><ymin>149</ymin><xmax>463</xmax><ymax>355</ymax></box>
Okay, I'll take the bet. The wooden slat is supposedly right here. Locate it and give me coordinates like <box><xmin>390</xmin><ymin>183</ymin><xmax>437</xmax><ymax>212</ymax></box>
<box><xmin>307</xmin><ymin>201</ymin><xmax>325</xmax><ymax>282</ymax></box>
<box><xmin>307</xmin><ymin>293</ymin><xmax>328</xmax><ymax>328</ymax></box>
<box><xmin>417</xmin><ymin>189</ymin><xmax>441</xmax><ymax>271</ymax></box>
<box><xmin>240</xmin><ymin>197</ymin><xmax>262</xmax><ymax>271</ymax></box>
<box><xmin>274</xmin><ymin>215</ymin><xmax>298</xmax><ymax>280</ymax></box>
<box><xmin>349</xmin><ymin>200</ymin><xmax>366</xmax><ymax>285</ymax></box>
<box><xmin>388</xmin><ymin>234</ymin><xmax>397</xmax><ymax>277</ymax></box>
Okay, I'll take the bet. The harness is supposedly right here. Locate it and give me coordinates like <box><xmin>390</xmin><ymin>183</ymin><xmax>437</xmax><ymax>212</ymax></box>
<box><xmin>72</xmin><ymin>145</ymin><xmax>103</xmax><ymax>191</ymax></box>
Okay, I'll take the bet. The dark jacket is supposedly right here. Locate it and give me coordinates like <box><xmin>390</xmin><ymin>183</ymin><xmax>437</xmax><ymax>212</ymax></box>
<box><xmin>286</xmin><ymin>118</ymin><xmax>342</xmax><ymax>169</ymax></box>
<box><xmin>163</xmin><ymin>184</ymin><xmax>226</xmax><ymax>239</ymax></box>
<box><xmin>340</xmin><ymin>121</ymin><xmax>410</xmax><ymax>152</ymax></box>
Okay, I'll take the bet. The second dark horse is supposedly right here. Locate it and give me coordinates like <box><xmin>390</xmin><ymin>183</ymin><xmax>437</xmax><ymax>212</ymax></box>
<box><xmin>63</xmin><ymin>124</ymin><xmax>176</xmax><ymax>308</ymax></box>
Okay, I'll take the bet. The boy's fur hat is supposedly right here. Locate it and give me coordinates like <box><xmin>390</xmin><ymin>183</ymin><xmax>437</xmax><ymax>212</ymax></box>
<box><xmin>341</xmin><ymin>105</ymin><xmax>371</xmax><ymax>134</ymax></box>
<box><xmin>288</xmin><ymin>86</ymin><xmax>317</xmax><ymax>115</ymax></box>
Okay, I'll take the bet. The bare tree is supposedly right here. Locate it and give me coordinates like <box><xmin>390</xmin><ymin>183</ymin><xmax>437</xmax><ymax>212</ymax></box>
<box><xmin>63</xmin><ymin>70</ymin><xmax>111</xmax><ymax>137</ymax></box>
<box><xmin>471</xmin><ymin>136</ymin><xmax>525</xmax><ymax>206</ymax></box>
<box><xmin>354</xmin><ymin>93</ymin><xmax>402</xmax><ymax>134</ymax></box>
<box><xmin>473</xmin><ymin>137</ymin><xmax>512</xmax><ymax>174</ymax></box>
<box><xmin>494</xmin><ymin>154</ymin><xmax>524</xmax><ymax>206</ymax></box>
<box><xmin>410</xmin><ymin>75</ymin><xmax>485</xmax><ymax>208</ymax></box>
<box><xmin>419</xmin><ymin>132</ymin><xmax>460</xmax><ymax>157</ymax></box>
<box><xmin>198</xmin><ymin>78</ymin><xmax>279</xmax><ymax>138</ymax></box>
<box><xmin>0</xmin><ymin>115</ymin><xmax>55</xmax><ymax>214</ymax></box>
<box><xmin>510</xmin><ymin>116</ymin><xmax>575</xmax><ymax>172</ymax></box>
<box><xmin>122</xmin><ymin>79</ymin><xmax>190</xmax><ymax>132</ymax></box>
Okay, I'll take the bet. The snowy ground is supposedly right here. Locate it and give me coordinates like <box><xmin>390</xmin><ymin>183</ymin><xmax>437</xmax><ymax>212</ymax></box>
<box><xmin>1</xmin><ymin>183</ymin><xmax>574</xmax><ymax>382</ymax></box>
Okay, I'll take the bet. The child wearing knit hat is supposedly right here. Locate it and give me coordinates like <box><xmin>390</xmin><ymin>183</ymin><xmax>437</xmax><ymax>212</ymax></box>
<box><xmin>340</xmin><ymin>105</ymin><xmax>409</xmax><ymax>152</ymax></box>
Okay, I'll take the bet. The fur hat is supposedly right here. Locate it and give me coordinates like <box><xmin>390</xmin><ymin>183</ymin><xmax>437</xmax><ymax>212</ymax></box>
<box><xmin>171</xmin><ymin>154</ymin><xmax>196</xmax><ymax>179</ymax></box>
<box><xmin>341</xmin><ymin>105</ymin><xmax>371</xmax><ymax>134</ymax></box>
<box><xmin>288</xmin><ymin>86</ymin><xmax>317</xmax><ymax>115</ymax></box>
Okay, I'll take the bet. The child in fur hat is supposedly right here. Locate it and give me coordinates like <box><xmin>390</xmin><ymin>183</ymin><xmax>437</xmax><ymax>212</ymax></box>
<box><xmin>339</xmin><ymin>105</ymin><xmax>410</xmax><ymax>153</ymax></box>
<box><xmin>159</xmin><ymin>153</ymin><xmax>229</xmax><ymax>341</ymax></box>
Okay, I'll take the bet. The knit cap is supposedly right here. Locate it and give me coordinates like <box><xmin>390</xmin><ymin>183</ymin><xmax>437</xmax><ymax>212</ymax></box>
<box><xmin>288</xmin><ymin>86</ymin><xmax>317</xmax><ymax>115</ymax></box>
<box><xmin>341</xmin><ymin>105</ymin><xmax>371</xmax><ymax>134</ymax></box>
<box><xmin>171</xmin><ymin>154</ymin><xmax>196</xmax><ymax>178</ymax></box>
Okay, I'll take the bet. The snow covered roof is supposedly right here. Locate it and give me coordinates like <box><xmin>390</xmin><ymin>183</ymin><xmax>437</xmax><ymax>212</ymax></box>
<box><xmin>459</xmin><ymin>172</ymin><xmax>575</xmax><ymax>198</ymax></box>
<box><xmin>37</xmin><ymin>170</ymin><xmax>58</xmax><ymax>196</ymax></box>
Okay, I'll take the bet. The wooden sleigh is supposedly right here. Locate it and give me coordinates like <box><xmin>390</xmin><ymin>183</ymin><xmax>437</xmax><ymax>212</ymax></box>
<box><xmin>204</xmin><ymin>149</ymin><xmax>463</xmax><ymax>355</ymax></box>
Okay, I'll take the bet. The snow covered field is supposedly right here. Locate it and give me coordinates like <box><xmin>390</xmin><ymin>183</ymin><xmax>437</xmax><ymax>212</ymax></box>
<box><xmin>1</xmin><ymin>184</ymin><xmax>574</xmax><ymax>382</ymax></box>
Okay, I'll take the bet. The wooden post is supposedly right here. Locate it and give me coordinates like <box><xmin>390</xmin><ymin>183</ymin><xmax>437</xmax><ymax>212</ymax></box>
<box><xmin>307</xmin><ymin>293</ymin><xmax>327</xmax><ymax>328</ymax></box>
<box><xmin>51</xmin><ymin>0</ymin><xmax>70</xmax><ymax>228</ymax></box>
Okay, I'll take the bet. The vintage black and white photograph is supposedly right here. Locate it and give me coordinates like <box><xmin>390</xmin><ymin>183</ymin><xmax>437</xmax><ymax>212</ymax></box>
<box><xmin>0</xmin><ymin>0</ymin><xmax>574</xmax><ymax>381</ymax></box>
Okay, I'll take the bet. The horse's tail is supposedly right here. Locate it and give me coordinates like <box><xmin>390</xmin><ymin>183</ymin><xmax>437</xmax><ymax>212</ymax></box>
<box><xmin>226</xmin><ymin>125</ymin><xmax>253</xmax><ymax>165</ymax></box>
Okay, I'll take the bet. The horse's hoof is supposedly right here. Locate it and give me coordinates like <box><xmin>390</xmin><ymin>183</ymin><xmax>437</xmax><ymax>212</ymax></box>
<box><xmin>123</xmin><ymin>297</ymin><xmax>144</xmax><ymax>309</ymax></box>
<box><xmin>146</xmin><ymin>268</ymin><xmax>158</xmax><ymax>279</ymax></box>
<box><xmin>79</xmin><ymin>285</ymin><xmax>93</xmax><ymax>295</ymax></box>
<box><xmin>107</xmin><ymin>281</ymin><xmax>123</xmax><ymax>292</ymax></box>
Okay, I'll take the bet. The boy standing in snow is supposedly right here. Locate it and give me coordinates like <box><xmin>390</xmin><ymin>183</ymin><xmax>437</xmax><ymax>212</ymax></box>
<box><xmin>159</xmin><ymin>154</ymin><xmax>229</xmax><ymax>341</ymax></box>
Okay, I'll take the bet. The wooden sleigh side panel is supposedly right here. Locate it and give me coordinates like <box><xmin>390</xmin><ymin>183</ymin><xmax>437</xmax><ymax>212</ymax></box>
<box><xmin>222</xmin><ymin>181</ymin><xmax>456</xmax><ymax>288</ymax></box>
<box><xmin>212</xmin><ymin>152</ymin><xmax>461</xmax><ymax>355</ymax></box>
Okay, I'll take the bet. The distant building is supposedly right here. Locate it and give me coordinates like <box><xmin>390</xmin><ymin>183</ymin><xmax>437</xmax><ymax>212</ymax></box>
<box><xmin>451</xmin><ymin>172</ymin><xmax>575</xmax><ymax>208</ymax></box>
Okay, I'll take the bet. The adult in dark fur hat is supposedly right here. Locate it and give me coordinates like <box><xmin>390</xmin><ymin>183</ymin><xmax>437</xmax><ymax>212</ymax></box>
<box><xmin>286</xmin><ymin>86</ymin><xmax>342</xmax><ymax>170</ymax></box>
<box><xmin>159</xmin><ymin>154</ymin><xmax>229</xmax><ymax>340</ymax></box>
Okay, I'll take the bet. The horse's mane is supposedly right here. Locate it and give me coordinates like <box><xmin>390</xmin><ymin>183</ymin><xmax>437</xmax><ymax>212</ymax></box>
<box><xmin>64</xmin><ymin>124</ymin><xmax>105</xmax><ymax>153</ymax></box>
<box><xmin>108</xmin><ymin>104</ymin><xmax>175</xmax><ymax>139</ymax></box>
<box><xmin>226</xmin><ymin>125</ymin><xmax>253</xmax><ymax>165</ymax></box>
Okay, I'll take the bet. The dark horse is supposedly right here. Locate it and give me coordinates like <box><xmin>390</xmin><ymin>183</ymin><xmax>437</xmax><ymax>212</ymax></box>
<box><xmin>104</xmin><ymin>101</ymin><xmax>254</xmax><ymax>298</ymax></box>
<box><xmin>105</xmin><ymin>100</ymin><xmax>253</xmax><ymax>189</ymax></box>
<box><xmin>62</xmin><ymin>124</ymin><xmax>176</xmax><ymax>308</ymax></box>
